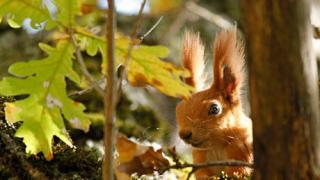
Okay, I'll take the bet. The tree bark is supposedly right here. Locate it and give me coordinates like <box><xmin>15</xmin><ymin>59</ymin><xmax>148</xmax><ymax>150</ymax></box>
<box><xmin>241</xmin><ymin>0</ymin><xmax>320</xmax><ymax>179</ymax></box>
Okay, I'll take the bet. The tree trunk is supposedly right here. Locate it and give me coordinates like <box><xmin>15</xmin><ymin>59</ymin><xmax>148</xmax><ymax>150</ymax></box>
<box><xmin>241</xmin><ymin>0</ymin><xmax>320</xmax><ymax>179</ymax></box>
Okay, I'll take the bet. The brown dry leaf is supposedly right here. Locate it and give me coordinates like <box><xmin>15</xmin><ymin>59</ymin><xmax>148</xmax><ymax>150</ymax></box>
<box><xmin>114</xmin><ymin>135</ymin><xmax>170</xmax><ymax>179</ymax></box>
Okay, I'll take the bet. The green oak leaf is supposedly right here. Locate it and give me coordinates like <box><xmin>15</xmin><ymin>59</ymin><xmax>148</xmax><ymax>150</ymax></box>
<box><xmin>0</xmin><ymin>0</ymin><xmax>81</xmax><ymax>29</ymax></box>
<box><xmin>76</xmin><ymin>28</ymin><xmax>193</xmax><ymax>98</ymax></box>
<box><xmin>54</xmin><ymin>0</ymin><xmax>81</xmax><ymax>27</ymax></box>
<box><xmin>0</xmin><ymin>0</ymin><xmax>55</xmax><ymax>29</ymax></box>
<box><xmin>0</xmin><ymin>41</ymin><xmax>90</xmax><ymax>160</ymax></box>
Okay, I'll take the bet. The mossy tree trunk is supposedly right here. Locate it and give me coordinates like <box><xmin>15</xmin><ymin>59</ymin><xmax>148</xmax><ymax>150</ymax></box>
<box><xmin>241</xmin><ymin>0</ymin><xmax>320</xmax><ymax>179</ymax></box>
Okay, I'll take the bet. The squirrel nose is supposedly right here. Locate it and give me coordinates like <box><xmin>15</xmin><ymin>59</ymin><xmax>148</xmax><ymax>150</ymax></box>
<box><xmin>179</xmin><ymin>131</ymin><xmax>192</xmax><ymax>140</ymax></box>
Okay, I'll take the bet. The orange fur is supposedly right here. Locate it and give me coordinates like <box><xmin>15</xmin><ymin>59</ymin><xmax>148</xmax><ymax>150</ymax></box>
<box><xmin>183</xmin><ymin>31</ymin><xmax>205</xmax><ymax>91</ymax></box>
<box><xmin>213</xmin><ymin>27</ymin><xmax>245</xmax><ymax>99</ymax></box>
<box><xmin>177</xmin><ymin>28</ymin><xmax>252</xmax><ymax>179</ymax></box>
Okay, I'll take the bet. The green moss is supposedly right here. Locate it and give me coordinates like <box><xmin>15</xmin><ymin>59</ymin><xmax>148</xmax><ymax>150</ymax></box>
<box><xmin>0</xmin><ymin>96</ymin><xmax>102</xmax><ymax>179</ymax></box>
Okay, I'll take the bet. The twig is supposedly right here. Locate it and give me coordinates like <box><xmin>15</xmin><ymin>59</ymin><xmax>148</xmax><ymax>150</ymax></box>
<box><xmin>160</xmin><ymin>160</ymin><xmax>253</xmax><ymax>174</ymax></box>
<box><xmin>169</xmin><ymin>160</ymin><xmax>253</xmax><ymax>169</ymax></box>
<box><xmin>186</xmin><ymin>168</ymin><xmax>197</xmax><ymax>180</ymax></box>
<box><xmin>116</xmin><ymin>0</ymin><xmax>146</xmax><ymax>99</ymax></box>
<box><xmin>167</xmin><ymin>147</ymin><xmax>181</xmax><ymax>166</ymax></box>
<box><xmin>185</xmin><ymin>1</ymin><xmax>233</xmax><ymax>29</ymax></box>
<box><xmin>140</xmin><ymin>16</ymin><xmax>164</xmax><ymax>41</ymax></box>
<box><xmin>103</xmin><ymin>0</ymin><xmax>116</xmax><ymax>179</ymax></box>
<box><xmin>69</xmin><ymin>29</ymin><xmax>105</xmax><ymax>97</ymax></box>
<box><xmin>68</xmin><ymin>77</ymin><xmax>105</xmax><ymax>96</ymax></box>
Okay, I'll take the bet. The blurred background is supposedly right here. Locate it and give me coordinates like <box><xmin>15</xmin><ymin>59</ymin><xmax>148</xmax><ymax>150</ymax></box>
<box><xmin>0</xmin><ymin>0</ymin><xmax>319</xmax><ymax>159</ymax></box>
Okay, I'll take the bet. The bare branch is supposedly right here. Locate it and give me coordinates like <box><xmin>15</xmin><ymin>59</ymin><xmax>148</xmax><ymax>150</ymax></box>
<box><xmin>69</xmin><ymin>29</ymin><xmax>105</xmax><ymax>97</ymax></box>
<box><xmin>167</xmin><ymin>147</ymin><xmax>182</xmax><ymax>166</ymax></box>
<box><xmin>164</xmin><ymin>148</ymin><xmax>253</xmax><ymax>178</ymax></box>
<box><xmin>140</xmin><ymin>16</ymin><xmax>164</xmax><ymax>41</ymax></box>
<box><xmin>186</xmin><ymin>168</ymin><xmax>197</xmax><ymax>180</ymax></box>
<box><xmin>160</xmin><ymin>160</ymin><xmax>253</xmax><ymax>174</ymax></box>
<box><xmin>103</xmin><ymin>0</ymin><xmax>116</xmax><ymax>179</ymax></box>
<box><xmin>185</xmin><ymin>1</ymin><xmax>233</xmax><ymax>29</ymax></box>
<box><xmin>116</xmin><ymin>0</ymin><xmax>146</xmax><ymax>98</ymax></box>
<box><xmin>68</xmin><ymin>77</ymin><xmax>105</xmax><ymax>96</ymax></box>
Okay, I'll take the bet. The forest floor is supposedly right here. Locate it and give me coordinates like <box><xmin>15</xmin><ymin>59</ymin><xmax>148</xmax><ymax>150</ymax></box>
<box><xmin>0</xmin><ymin>97</ymin><xmax>102</xmax><ymax>179</ymax></box>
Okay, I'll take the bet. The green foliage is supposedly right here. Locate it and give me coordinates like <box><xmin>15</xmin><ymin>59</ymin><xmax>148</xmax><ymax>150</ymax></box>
<box><xmin>55</xmin><ymin>0</ymin><xmax>80</xmax><ymax>27</ymax></box>
<box><xmin>0</xmin><ymin>0</ymin><xmax>193</xmax><ymax>160</ymax></box>
<box><xmin>0</xmin><ymin>0</ymin><xmax>53</xmax><ymax>29</ymax></box>
<box><xmin>0</xmin><ymin>0</ymin><xmax>81</xmax><ymax>29</ymax></box>
<box><xmin>0</xmin><ymin>41</ymin><xmax>90</xmax><ymax>160</ymax></box>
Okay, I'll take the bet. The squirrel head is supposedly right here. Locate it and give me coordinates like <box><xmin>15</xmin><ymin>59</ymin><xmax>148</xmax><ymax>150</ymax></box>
<box><xmin>176</xmin><ymin>28</ymin><xmax>246</xmax><ymax>149</ymax></box>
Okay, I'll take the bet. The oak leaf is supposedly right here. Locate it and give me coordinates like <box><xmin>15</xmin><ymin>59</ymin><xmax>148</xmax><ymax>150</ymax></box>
<box><xmin>0</xmin><ymin>41</ymin><xmax>90</xmax><ymax>160</ymax></box>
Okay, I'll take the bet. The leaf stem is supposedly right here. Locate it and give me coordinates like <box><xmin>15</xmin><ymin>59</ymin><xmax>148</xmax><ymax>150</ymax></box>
<box><xmin>69</xmin><ymin>29</ymin><xmax>105</xmax><ymax>97</ymax></box>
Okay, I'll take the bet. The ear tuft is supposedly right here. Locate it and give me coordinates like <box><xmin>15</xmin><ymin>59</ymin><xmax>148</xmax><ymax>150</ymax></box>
<box><xmin>182</xmin><ymin>31</ymin><xmax>205</xmax><ymax>91</ymax></box>
<box><xmin>212</xmin><ymin>27</ymin><xmax>245</xmax><ymax>99</ymax></box>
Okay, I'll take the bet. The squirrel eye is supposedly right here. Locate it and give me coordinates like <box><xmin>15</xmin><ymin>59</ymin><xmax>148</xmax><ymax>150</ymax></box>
<box><xmin>208</xmin><ymin>103</ymin><xmax>222</xmax><ymax>116</ymax></box>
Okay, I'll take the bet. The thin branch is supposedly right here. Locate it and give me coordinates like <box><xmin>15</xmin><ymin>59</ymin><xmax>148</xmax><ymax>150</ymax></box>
<box><xmin>116</xmin><ymin>0</ymin><xmax>146</xmax><ymax>98</ymax></box>
<box><xmin>185</xmin><ymin>1</ymin><xmax>233</xmax><ymax>29</ymax></box>
<box><xmin>186</xmin><ymin>168</ymin><xmax>197</xmax><ymax>180</ymax></box>
<box><xmin>69</xmin><ymin>29</ymin><xmax>105</xmax><ymax>97</ymax></box>
<box><xmin>167</xmin><ymin>147</ymin><xmax>182</xmax><ymax>166</ymax></box>
<box><xmin>140</xmin><ymin>16</ymin><xmax>164</xmax><ymax>41</ymax></box>
<box><xmin>103</xmin><ymin>0</ymin><xmax>116</xmax><ymax>179</ymax></box>
<box><xmin>68</xmin><ymin>77</ymin><xmax>105</xmax><ymax>96</ymax></box>
<box><xmin>160</xmin><ymin>160</ymin><xmax>253</xmax><ymax>174</ymax></box>
<box><xmin>129</xmin><ymin>0</ymin><xmax>147</xmax><ymax>39</ymax></box>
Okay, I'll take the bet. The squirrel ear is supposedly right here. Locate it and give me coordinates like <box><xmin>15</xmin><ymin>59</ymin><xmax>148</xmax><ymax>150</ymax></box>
<box><xmin>182</xmin><ymin>31</ymin><xmax>204</xmax><ymax>91</ymax></box>
<box><xmin>212</xmin><ymin>27</ymin><xmax>245</xmax><ymax>102</ymax></box>
<box><xmin>223</xmin><ymin>65</ymin><xmax>237</xmax><ymax>94</ymax></box>
<box><xmin>182</xmin><ymin>31</ymin><xmax>205</xmax><ymax>92</ymax></box>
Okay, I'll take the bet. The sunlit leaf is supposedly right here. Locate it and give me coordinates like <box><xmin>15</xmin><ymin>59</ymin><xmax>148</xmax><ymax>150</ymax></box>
<box><xmin>0</xmin><ymin>41</ymin><xmax>90</xmax><ymax>160</ymax></box>
<box><xmin>54</xmin><ymin>0</ymin><xmax>81</xmax><ymax>27</ymax></box>
<box><xmin>0</xmin><ymin>0</ymin><xmax>54</xmax><ymax>29</ymax></box>
<box><xmin>0</xmin><ymin>0</ymin><xmax>81</xmax><ymax>29</ymax></box>
<box><xmin>76</xmin><ymin>28</ymin><xmax>193</xmax><ymax>98</ymax></box>
<box><xmin>7</xmin><ymin>18</ymin><xmax>21</xmax><ymax>28</ymax></box>
<box><xmin>76</xmin><ymin>27</ymin><xmax>106</xmax><ymax>59</ymax></box>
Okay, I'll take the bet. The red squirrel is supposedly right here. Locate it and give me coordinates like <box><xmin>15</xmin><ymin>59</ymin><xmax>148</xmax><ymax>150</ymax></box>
<box><xmin>176</xmin><ymin>28</ymin><xmax>253</xmax><ymax>179</ymax></box>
